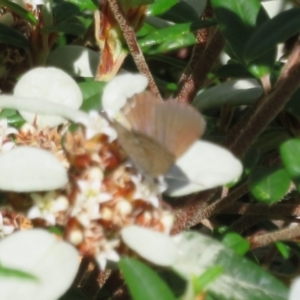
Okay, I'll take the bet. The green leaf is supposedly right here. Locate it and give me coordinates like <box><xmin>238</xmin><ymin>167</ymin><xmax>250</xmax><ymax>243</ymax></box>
<box><xmin>280</xmin><ymin>139</ymin><xmax>300</xmax><ymax>179</ymax></box>
<box><xmin>78</xmin><ymin>81</ymin><xmax>105</xmax><ymax>111</ymax></box>
<box><xmin>249</xmin><ymin>166</ymin><xmax>291</xmax><ymax>203</ymax></box>
<box><xmin>66</xmin><ymin>0</ymin><xmax>97</xmax><ymax>11</ymax></box>
<box><xmin>161</xmin><ymin>1</ymin><xmax>199</xmax><ymax>23</ymax></box>
<box><xmin>211</xmin><ymin>0</ymin><xmax>275</xmax><ymax>78</ymax></box>
<box><xmin>215</xmin><ymin>62</ymin><xmax>254</xmax><ymax>78</ymax></box>
<box><xmin>147</xmin><ymin>0</ymin><xmax>178</xmax><ymax>16</ymax></box>
<box><xmin>244</xmin><ymin>8</ymin><xmax>300</xmax><ymax>61</ymax></box>
<box><xmin>193</xmin><ymin>79</ymin><xmax>262</xmax><ymax>111</ymax></box>
<box><xmin>42</xmin><ymin>17</ymin><xmax>86</xmax><ymax>36</ymax></box>
<box><xmin>0</xmin><ymin>109</ymin><xmax>25</xmax><ymax>128</ymax></box>
<box><xmin>0</xmin><ymin>0</ymin><xmax>37</xmax><ymax>25</ymax></box>
<box><xmin>119</xmin><ymin>257</ymin><xmax>175</xmax><ymax>300</ymax></box>
<box><xmin>173</xmin><ymin>232</ymin><xmax>289</xmax><ymax>300</ymax></box>
<box><xmin>193</xmin><ymin>266</ymin><xmax>223</xmax><ymax>294</ymax></box>
<box><xmin>139</xmin><ymin>19</ymin><xmax>214</xmax><ymax>53</ymax></box>
<box><xmin>0</xmin><ymin>23</ymin><xmax>29</xmax><ymax>48</ymax></box>
<box><xmin>222</xmin><ymin>232</ymin><xmax>250</xmax><ymax>256</ymax></box>
<box><xmin>275</xmin><ymin>242</ymin><xmax>290</xmax><ymax>259</ymax></box>
<box><xmin>53</xmin><ymin>1</ymin><xmax>81</xmax><ymax>22</ymax></box>
<box><xmin>0</xmin><ymin>263</ymin><xmax>38</xmax><ymax>281</ymax></box>
<box><xmin>285</xmin><ymin>87</ymin><xmax>300</xmax><ymax>118</ymax></box>
<box><xmin>139</xmin><ymin>22</ymin><xmax>192</xmax><ymax>48</ymax></box>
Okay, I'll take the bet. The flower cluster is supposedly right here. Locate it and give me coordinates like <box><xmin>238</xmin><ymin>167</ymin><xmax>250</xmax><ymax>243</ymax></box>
<box><xmin>0</xmin><ymin>66</ymin><xmax>242</xmax><ymax>299</ymax></box>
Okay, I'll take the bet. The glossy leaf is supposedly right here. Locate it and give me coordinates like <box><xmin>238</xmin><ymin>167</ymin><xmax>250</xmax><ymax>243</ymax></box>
<box><xmin>249</xmin><ymin>166</ymin><xmax>291</xmax><ymax>203</ymax></box>
<box><xmin>0</xmin><ymin>109</ymin><xmax>25</xmax><ymax>128</ymax></box>
<box><xmin>280</xmin><ymin>139</ymin><xmax>300</xmax><ymax>179</ymax></box>
<box><xmin>53</xmin><ymin>2</ymin><xmax>81</xmax><ymax>22</ymax></box>
<box><xmin>244</xmin><ymin>8</ymin><xmax>300</xmax><ymax>61</ymax></box>
<box><xmin>193</xmin><ymin>79</ymin><xmax>262</xmax><ymax>111</ymax></box>
<box><xmin>173</xmin><ymin>232</ymin><xmax>289</xmax><ymax>300</ymax></box>
<box><xmin>285</xmin><ymin>87</ymin><xmax>300</xmax><ymax>118</ymax></box>
<box><xmin>211</xmin><ymin>0</ymin><xmax>275</xmax><ymax>78</ymax></box>
<box><xmin>65</xmin><ymin>0</ymin><xmax>97</xmax><ymax>11</ymax></box>
<box><xmin>193</xmin><ymin>266</ymin><xmax>223</xmax><ymax>294</ymax></box>
<box><xmin>47</xmin><ymin>45</ymin><xmax>99</xmax><ymax>77</ymax></box>
<box><xmin>275</xmin><ymin>242</ymin><xmax>290</xmax><ymax>260</ymax></box>
<box><xmin>215</xmin><ymin>63</ymin><xmax>254</xmax><ymax>78</ymax></box>
<box><xmin>139</xmin><ymin>22</ymin><xmax>192</xmax><ymax>48</ymax></box>
<box><xmin>222</xmin><ymin>233</ymin><xmax>250</xmax><ymax>256</ymax></box>
<box><xmin>147</xmin><ymin>0</ymin><xmax>178</xmax><ymax>16</ymax></box>
<box><xmin>79</xmin><ymin>81</ymin><xmax>105</xmax><ymax>111</ymax></box>
<box><xmin>0</xmin><ymin>23</ymin><xmax>29</xmax><ymax>48</ymax></box>
<box><xmin>119</xmin><ymin>258</ymin><xmax>175</xmax><ymax>300</ymax></box>
<box><xmin>161</xmin><ymin>1</ymin><xmax>199</xmax><ymax>22</ymax></box>
<box><xmin>0</xmin><ymin>0</ymin><xmax>37</xmax><ymax>25</ymax></box>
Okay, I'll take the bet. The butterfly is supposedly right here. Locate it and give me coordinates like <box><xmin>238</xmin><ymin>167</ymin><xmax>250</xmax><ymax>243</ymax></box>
<box><xmin>110</xmin><ymin>91</ymin><xmax>206</xmax><ymax>177</ymax></box>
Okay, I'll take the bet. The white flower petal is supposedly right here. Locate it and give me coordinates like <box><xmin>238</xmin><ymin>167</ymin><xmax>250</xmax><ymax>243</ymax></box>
<box><xmin>0</xmin><ymin>146</ymin><xmax>68</xmax><ymax>192</ymax></box>
<box><xmin>289</xmin><ymin>277</ymin><xmax>300</xmax><ymax>300</ymax></box>
<box><xmin>165</xmin><ymin>140</ymin><xmax>243</xmax><ymax>197</ymax></box>
<box><xmin>14</xmin><ymin>67</ymin><xmax>83</xmax><ymax>129</ymax></box>
<box><xmin>47</xmin><ymin>45</ymin><xmax>99</xmax><ymax>78</ymax></box>
<box><xmin>121</xmin><ymin>225</ymin><xmax>177</xmax><ymax>267</ymax></box>
<box><xmin>102</xmin><ymin>74</ymin><xmax>148</xmax><ymax>118</ymax></box>
<box><xmin>0</xmin><ymin>95</ymin><xmax>89</xmax><ymax>125</ymax></box>
<box><xmin>0</xmin><ymin>229</ymin><xmax>79</xmax><ymax>300</ymax></box>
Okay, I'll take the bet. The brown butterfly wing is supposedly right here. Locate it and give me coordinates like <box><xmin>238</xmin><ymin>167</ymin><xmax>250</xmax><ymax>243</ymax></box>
<box><xmin>154</xmin><ymin>101</ymin><xmax>206</xmax><ymax>158</ymax></box>
<box><xmin>122</xmin><ymin>92</ymin><xmax>160</xmax><ymax>137</ymax></box>
<box><xmin>112</xmin><ymin>121</ymin><xmax>175</xmax><ymax>176</ymax></box>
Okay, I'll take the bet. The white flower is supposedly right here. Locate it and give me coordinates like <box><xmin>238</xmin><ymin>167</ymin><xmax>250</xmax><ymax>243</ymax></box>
<box><xmin>12</xmin><ymin>0</ymin><xmax>48</xmax><ymax>9</ymax></box>
<box><xmin>102</xmin><ymin>73</ymin><xmax>148</xmax><ymax>120</ymax></box>
<box><xmin>131</xmin><ymin>174</ymin><xmax>167</xmax><ymax>207</ymax></box>
<box><xmin>14</xmin><ymin>67</ymin><xmax>83</xmax><ymax>129</ymax></box>
<box><xmin>0</xmin><ymin>213</ymin><xmax>14</xmax><ymax>239</ymax></box>
<box><xmin>0</xmin><ymin>146</ymin><xmax>68</xmax><ymax>192</ymax></box>
<box><xmin>71</xmin><ymin>167</ymin><xmax>112</xmax><ymax>227</ymax></box>
<box><xmin>95</xmin><ymin>239</ymin><xmax>120</xmax><ymax>270</ymax></box>
<box><xmin>77</xmin><ymin>110</ymin><xmax>117</xmax><ymax>141</ymax></box>
<box><xmin>165</xmin><ymin>140</ymin><xmax>243</xmax><ymax>196</ymax></box>
<box><xmin>27</xmin><ymin>192</ymin><xmax>69</xmax><ymax>225</ymax></box>
<box><xmin>121</xmin><ymin>225</ymin><xmax>178</xmax><ymax>267</ymax></box>
<box><xmin>290</xmin><ymin>277</ymin><xmax>300</xmax><ymax>300</ymax></box>
<box><xmin>0</xmin><ymin>229</ymin><xmax>79</xmax><ymax>300</ymax></box>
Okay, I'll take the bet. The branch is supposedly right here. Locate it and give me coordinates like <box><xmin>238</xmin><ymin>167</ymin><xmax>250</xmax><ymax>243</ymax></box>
<box><xmin>107</xmin><ymin>0</ymin><xmax>162</xmax><ymax>100</ymax></box>
<box><xmin>250</xmin><ymin>224</ymin><xmax>300</xmax><ymax>249</ymax></box>
<box><xmin>223</xmin><ymin>40</ymin><xmax>300</xmax><ymax>158</ymax></box>
<box><xmin>176</xmin><ymin>27</ymin><xmax>224</xmax><ymax>103</ymax></box>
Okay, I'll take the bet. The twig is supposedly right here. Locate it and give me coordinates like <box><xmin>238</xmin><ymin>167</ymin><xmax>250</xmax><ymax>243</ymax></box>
<box><xmin>177</xmin><ymin>1</ymin><xmax>217</xmax><ymax>103</ymax></box>
<box><xmin>231</xmin><ymin>215</ymin><xmax>266</xmax><ymax>233</ymax></box>
<box><xmin>172</xmin><ymin>182</ymin><xmax>247</xmax><ymax>233</ymax></box>
<box><xmin>176</xmin><ymin>27</ymin><xmax>224</xmax><ymax>103</ymax></box>
<box><xmin>221</xmin><ymin>202</ymin><xmax>300</xmax><ymax>217</ymax></box>
<box><xmin>107</xmin><ymin>0</ymin><xmax>162</xmax><ymax>100</ymax></box>
<box><xmin>250</xmin><ymin>224</ymin><xmax>300</xmax><ymax>249</ymax></box>
<box><xmin>223</xmin><ymin>39</ymin><xmax>300</xmax><ymax>158</ymax></box>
